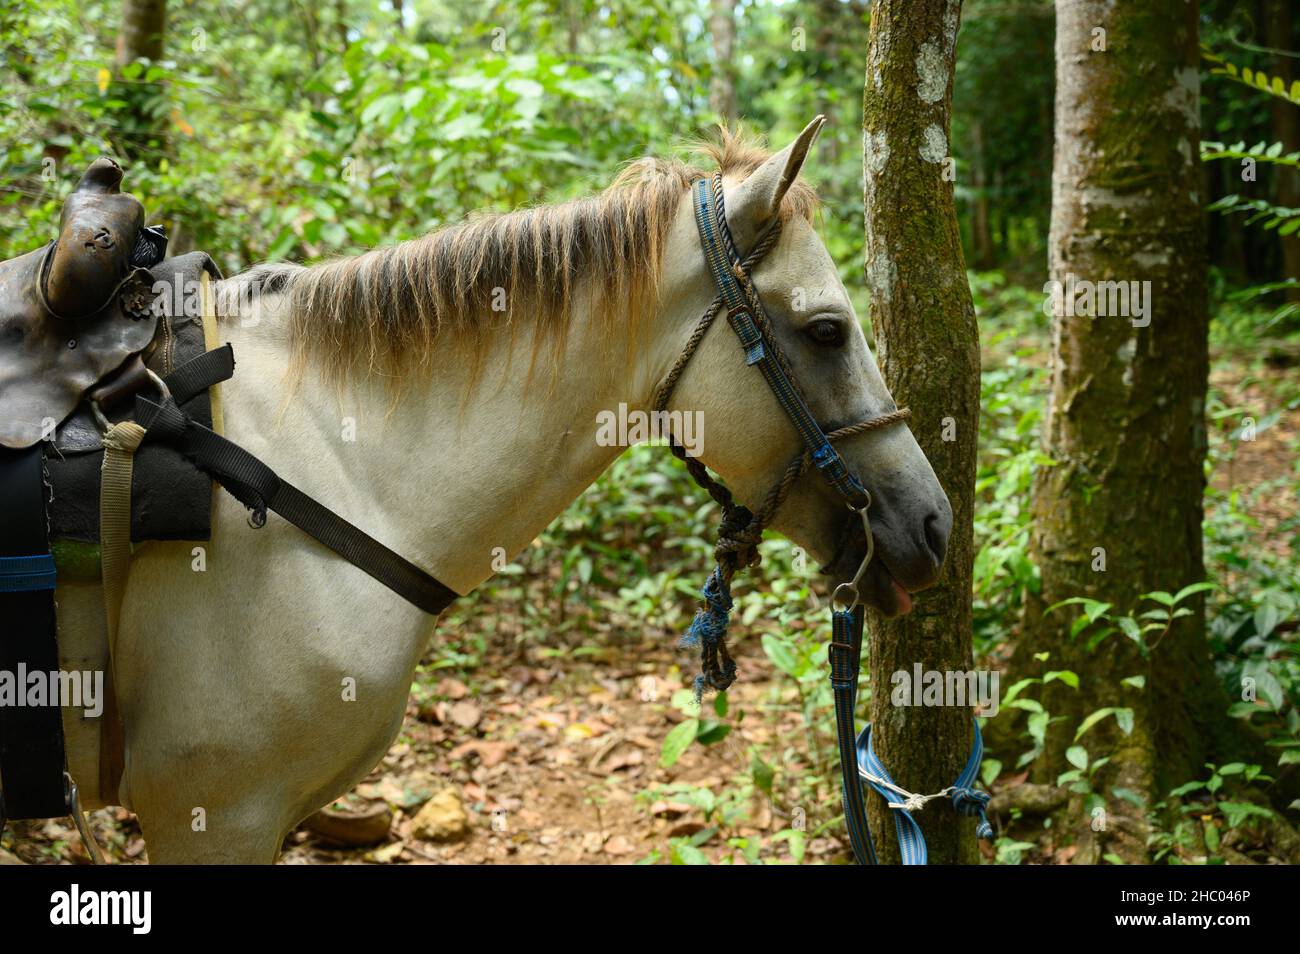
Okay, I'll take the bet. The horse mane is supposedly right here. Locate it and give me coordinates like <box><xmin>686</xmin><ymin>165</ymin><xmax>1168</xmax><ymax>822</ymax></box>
<box><xmin>219</xmin><ymin>127</ymin><xmax>819</xmax><ymax>389</ymax></box>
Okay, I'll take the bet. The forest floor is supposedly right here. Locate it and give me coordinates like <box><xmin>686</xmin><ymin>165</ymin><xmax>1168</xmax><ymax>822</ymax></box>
<box><xmin>3</xmin><ymin>632</ymin><xmax>836</xmax><ymax>866</ymax></box>
<box><xmin>3</xmin><ymin>351</ymin><xmax>1296</xmax><ymax>867</ymax></box>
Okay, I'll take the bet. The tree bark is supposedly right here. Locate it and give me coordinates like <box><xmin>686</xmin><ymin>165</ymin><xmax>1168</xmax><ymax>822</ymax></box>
<box><xmin>1266</xmin><ymin>0</ymin><xmax>1300</xmax><ymax>299</ymax></box>
<box><xmin>1013</xmin><ymin>1</ymin><xmax>1224</xmax><ymax>863</ymax></box>
<box><xmin>970</xmin><ymin>119</ymin><xmax>995</xmax><ymax>270</ymax></box>
<box><xmin>708</xmin><ymin>0</ymin><xmax>738</xmax><ymax>123</ymax></box>
<box><xmin>114</xmin><ymin>0</ymin><xmax>167</xmax><ymax>163</ymax></box>
<box><xmin>115</xmin><ymin>0</ymin><xmax>165</xmax><ymax>66</ymax></box>
<box><xmin>862</xmin><ymin>0</ymin><xmax>981</xmax><ymax>864</ymax></box>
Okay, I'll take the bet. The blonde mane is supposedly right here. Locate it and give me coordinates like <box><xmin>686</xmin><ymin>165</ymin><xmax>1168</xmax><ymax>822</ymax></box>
<box><xmin>222</xmin><ymin>128</ymin><xmax>818</xmax><ymax>388</ymax></box>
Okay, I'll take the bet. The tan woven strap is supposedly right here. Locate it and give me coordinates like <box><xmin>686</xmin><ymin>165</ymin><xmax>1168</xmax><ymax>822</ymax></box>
<box><xmin>99</xmin><ymin>420</ymin><xmax>146</xmax><ymax>655</ymax></box>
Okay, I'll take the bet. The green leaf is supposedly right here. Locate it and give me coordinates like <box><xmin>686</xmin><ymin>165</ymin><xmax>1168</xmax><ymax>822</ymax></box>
<box><xmin>750</xmin><ymin>751</ymin><xmax>775</xmax><ymax>795</ymax></box>
<box><xmin>981</xmin><ymin>758</ymin><xmax>1003</xmax><ymax>788</ymax></box>
<box><xmin>1254</xmin><ymin>603</ymin><xmax>1281</xmax><ymax>639</ymax></box>
<box><xmin>1044</xmin><ymin>670</ymin><xmax>1079</xmax><ymax>689</ymax></box>
<box><xmin>1172</xmin><ymin>581</ymin><xmax>1217</xmax><ymax>603</ymax></box>
<box><xmin>761</xmin><ymin>634</ymin><xmax>800</xmax><ymax>677</ymax></box>
<box><xmin>1066</xmin><ymin>746</ymin><xmax>1089</xmax><ymax>770</ymax></box>
<box><xmin>504</xmin><ymin>77</ymin><xmax>544</xmax><ymax>99</ymax></box>
<box><xmin>1112</xmin><ymin>787</ymin><xmax>1146</xmax><ymax>808</ymax></box>
<box><xmin>695</xmin><ymin>722</ymin><xmax>730</xmax><ymax>745</ymax></box>
<box><xmin>1074</xmin><ymin>707</ymin><xmax>1117</xmax><ymax>741</ymax></box>
<box><xmin>660</xmin><ymin>719</ymin><xmax>698</xmax><ymax>768</ymax></box>
<box><xmin>1117</xmin><ymin>616</ymin><xmax>1144</xmax><ymax>645</ymax></box>
<box><xmin>1216</xmin><ymin>801</ymin><xmax>1274</xmax><ymax>827</ymax></box>
<box><xmin>670</xmin><ymin>841</ymin><xmax>709</xmax><ymax>865</ymax></box>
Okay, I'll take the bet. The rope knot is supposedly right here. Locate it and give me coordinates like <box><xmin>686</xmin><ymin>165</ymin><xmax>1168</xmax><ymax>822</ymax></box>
<box><xmin>681</xmin><ymin>566</ymin><xmax>737</xmax><ymax>698</ymax></box>
<box><xmin>950</xmin><ymin>785</ymin><xmax>993</xmax><ymax>840</ymax></box>
<box><xmin>714</xmin><ymin>505</ymin><xmax>762</xmax><ymax>568</ymax></box>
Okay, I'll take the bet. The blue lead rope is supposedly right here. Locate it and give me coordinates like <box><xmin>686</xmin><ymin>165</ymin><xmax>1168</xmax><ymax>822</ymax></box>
<box><xmin>831</xmin><ymin>606</ymin><xmax>991</xmax><ymax>865</ymax></box>
<box><xmin>857</xmin><ymin>718</ymin><xmax>993</xmax><ymax>865</ymax></box>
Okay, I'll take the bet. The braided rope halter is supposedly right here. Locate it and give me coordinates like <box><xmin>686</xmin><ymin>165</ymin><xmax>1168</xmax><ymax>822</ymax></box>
<box><xmin>653</xmin><ymin>172</ymin><xmax>909</xmax><ymax>695</ymax></box>
<box><xmin>654</xmin><ymin>171</ymin><xmax>991</xmax><ymax>866</ymax></box>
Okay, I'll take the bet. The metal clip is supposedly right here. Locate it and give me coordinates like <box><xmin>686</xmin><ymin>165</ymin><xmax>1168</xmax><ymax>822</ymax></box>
<box><xmin>65</xmin><ymin>773</ymin><xmax>104</xmax><ymax>865</ymax></box>
<box><xmin>832</xmin><ymin>496</ymin><xmax>876</xmax><ymax>613</ymax></box>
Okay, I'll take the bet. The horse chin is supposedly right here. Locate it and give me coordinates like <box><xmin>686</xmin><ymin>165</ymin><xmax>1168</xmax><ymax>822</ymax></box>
<box><xmin>821</xmin><ymin>516</ymin><xmax>914</xmax><ymax>618</ymax></box>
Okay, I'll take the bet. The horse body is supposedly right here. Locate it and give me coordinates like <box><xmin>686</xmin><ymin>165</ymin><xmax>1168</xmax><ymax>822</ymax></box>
<box><xmin>55</xmin><ymin>119</ymin><xmax>950</xmax><ymax>862</ymax></box>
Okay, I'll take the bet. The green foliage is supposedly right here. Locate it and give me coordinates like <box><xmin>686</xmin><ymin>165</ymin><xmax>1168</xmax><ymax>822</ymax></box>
<box><xmin>1203</xmin><ymin>47</ymin><xmax>1300</xmax><ymax>107</ymax></box>
<box><xmin>1046</xmin><ymin>584</ymin><xmax>1217</xmax><ymax>658</ymax></box>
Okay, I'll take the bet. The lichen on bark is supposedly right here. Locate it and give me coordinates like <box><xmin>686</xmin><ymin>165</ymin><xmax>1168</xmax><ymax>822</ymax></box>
<box><xmin>862</xmin><ymin>0</ymin><xmax>980</xmax><ymax>864</ymax></box>
<box><xmin>1008</xmin><ymin>0</ymin><xmax>1229</xmax><ymax>864</ymax></box>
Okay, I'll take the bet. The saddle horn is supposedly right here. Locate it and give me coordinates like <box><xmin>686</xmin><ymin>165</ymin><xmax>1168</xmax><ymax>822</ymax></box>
<box><xmin>42</xmin><ymin>157</ymin><xmax>149</xmax><ymax>320</ymax></box>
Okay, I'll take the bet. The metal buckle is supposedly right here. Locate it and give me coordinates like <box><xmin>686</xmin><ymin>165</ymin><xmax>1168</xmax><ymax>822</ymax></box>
<box><xmin>831</xmin><ymin>495</ymin><xmax>875</xmax><ymax>613</ymax></box>
<box><xmin>90</xmin><ymin>366</ymin><xmax>170</xmax><ymax>434</ymax></box>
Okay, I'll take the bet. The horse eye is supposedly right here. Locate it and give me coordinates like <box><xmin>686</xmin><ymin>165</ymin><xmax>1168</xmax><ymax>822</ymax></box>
<box><xmin>807</xmin><ymin>319</ymin><xmax>845</xmax><ymax>347</ymax></box>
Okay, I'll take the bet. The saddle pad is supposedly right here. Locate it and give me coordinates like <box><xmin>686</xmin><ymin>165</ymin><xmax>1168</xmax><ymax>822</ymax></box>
<box><xmin>45</xmin><ymin>252</ymin><xmax>222</xmax><ymax>547</ymax></box>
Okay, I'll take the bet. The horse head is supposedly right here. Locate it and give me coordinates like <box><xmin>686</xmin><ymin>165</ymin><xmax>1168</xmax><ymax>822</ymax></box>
<box><xmin>653</xmin><ymin>117</ymin><xmax>952</xmax><ymax>616</ymax></box>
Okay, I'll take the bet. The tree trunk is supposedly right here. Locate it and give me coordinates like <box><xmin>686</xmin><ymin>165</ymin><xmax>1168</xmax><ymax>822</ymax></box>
<box><xmin>970</xmin><ymin>119</ymin><xmax>995</xmax><ymax>270</ymax></box>
<box><xmin>1266</xmin><ymin>0</ymin><xmax>1300</xmax><ymax>299</ymax></box>
<box><xmin>1014</xmin><ymin>1</ymin><xmax>1224</xmax><ymax>864</ymax></box>
<box><xmin>116</xmin><ymin>0</ymin><xmax>165</xmax><ymax>66</ymax></box>
<box><xmin>114</xmin><ymin>0</ymin><xmax>167</xmax><ymax>163</ymax></box>
<box><xmin>862</xmin><ymin>0</ymin><xmax>981</xmax><ymax>864</ymax></box>
<box><xmin>708</xmin><ymin>0</ymin><xmax>738</xmax><ymax>123</ymax></box>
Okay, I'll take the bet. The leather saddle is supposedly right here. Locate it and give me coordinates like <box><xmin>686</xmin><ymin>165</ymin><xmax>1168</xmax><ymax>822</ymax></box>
<box><xmin>0</xmin><ymin>157</ymin><xmax>168</xmax><ymax>449</ymax></box>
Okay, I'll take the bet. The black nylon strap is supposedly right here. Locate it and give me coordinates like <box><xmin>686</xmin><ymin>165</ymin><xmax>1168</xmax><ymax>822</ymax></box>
<box><xmin>164</xmin><ymin>343</ymin><xmax>234</xmax><ymax>405</ymax></box>
<box><xmin>135</xmin><ymin>379</ymin><xmax>459</xmax><ymax>616</ymax></box>
<box><xmin>829</xmin><ymin>605</ymin><xmax>877</xmax><ymax>865</ymax></box>
<box><xmin>0</xmin><ymin>445</ymin><xmax>71</xmax><ymax>821</ymax></box>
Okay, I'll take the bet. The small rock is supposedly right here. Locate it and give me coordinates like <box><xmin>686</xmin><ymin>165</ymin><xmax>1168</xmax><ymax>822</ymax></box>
<box><xmin>437</xmin><ymin>678</ymin><xmax>470</xmax><ymax>700</ymax></box>
<box><xmin>411</xmin><ymin>788</ymin><xmax>471</xmax><ymax>842</ymax></box>
<box><xmin>603</xmin><ymin>835</ymin><xmax>635</xmax><ymax>856</ymax></box>
<box><xmin>450</xmin><ymin>701</ymin><xmax>482</xmax><ymax>729</ymax></box>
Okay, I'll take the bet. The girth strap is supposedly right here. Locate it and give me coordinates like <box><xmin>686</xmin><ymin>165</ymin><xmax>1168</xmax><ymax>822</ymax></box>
<box><xmin>133</xmin><ymin>346</ymin><xmax>459</xmax><ymax>616</ymax></box>
<box><xmin>0</xmin><ymin>445</ymin><xmax>70</xmax><ymax>821</ymax></box>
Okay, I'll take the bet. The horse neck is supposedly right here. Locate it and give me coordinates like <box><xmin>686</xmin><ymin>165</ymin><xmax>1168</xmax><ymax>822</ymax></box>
<box><xmin>223</xmin><ymin>279</ymin><xmax>664</xmax><ymax>597</ymax></box>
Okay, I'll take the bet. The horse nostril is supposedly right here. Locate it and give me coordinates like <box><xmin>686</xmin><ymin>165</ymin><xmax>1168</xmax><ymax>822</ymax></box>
<box><xmin>923</xmin><ymin>510</ymin><xmax>948</xmax><ymax>566</ymax></box>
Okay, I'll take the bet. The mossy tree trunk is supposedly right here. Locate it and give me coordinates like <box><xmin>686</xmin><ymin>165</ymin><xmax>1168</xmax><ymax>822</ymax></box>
<box><xmin>1012</xmin><ymin>1</ymin><xmax>1225</xmax><ymax>864</ymax></box>
<box><xmin>114</xmin><ymin>0</ymin><xmax>167</xmax><ymax>161</ymax></box>
<box><xmin>862</xmin><ymin>0</ymin><xmax>981</xmax><ymax>865</ymax></box>
<box><xmin>708</xmin><ymin>0</ymin><xmax>738</xmax><ymax>123</ymax></box>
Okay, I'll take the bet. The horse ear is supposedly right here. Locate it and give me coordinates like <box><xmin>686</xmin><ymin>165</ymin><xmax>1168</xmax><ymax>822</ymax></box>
<box><xmin>724</xmin><ymin>115</ymin><xmax>825</xmax><ymax>252</ymax></box>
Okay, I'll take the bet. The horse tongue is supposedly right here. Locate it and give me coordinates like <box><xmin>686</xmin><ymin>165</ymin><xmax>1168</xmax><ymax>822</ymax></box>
<box><xmin>892</xmin><ymin>580</ymin><xmax>913</xmax><ymax>615</ymax></box>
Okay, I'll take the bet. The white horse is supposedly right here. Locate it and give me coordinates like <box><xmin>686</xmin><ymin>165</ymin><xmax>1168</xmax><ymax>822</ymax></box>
<box><xmin>53</xmin><ymin>117</ymin><xmax>950</xmax><ymax>863</ymax></box>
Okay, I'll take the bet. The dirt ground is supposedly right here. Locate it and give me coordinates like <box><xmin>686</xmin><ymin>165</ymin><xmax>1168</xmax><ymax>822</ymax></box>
<box><xmin>2</xmin><ymin>628</ymin><xmax>843</xmax><ymax>866</ymax></box>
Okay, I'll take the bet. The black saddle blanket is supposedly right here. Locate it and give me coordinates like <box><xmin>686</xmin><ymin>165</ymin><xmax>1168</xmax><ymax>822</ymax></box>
<box><xmin>45</xmin><ymin>252</ymin><xmax>221</xmax><ymax>544</ymax></box>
